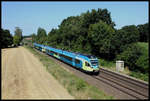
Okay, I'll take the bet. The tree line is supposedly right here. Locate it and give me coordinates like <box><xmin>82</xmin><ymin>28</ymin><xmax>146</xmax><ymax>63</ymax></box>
<box><xmin>31</xmin><ymin>8</ymin><xmax>148</xmax><ymax>74</ymax></box>
<box><xmin>1</xmin><ymin>27</ymin><xmax>23</xmax><ymax>48</ymax></box>
<box><xmin>1</xmin><ymin>8</ymin><xmax>148</xmax><ymax>74</ymax></box>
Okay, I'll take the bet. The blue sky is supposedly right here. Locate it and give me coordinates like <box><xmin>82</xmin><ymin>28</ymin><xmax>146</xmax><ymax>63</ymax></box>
<box><xmin>2</xmin><ymin>1</ymin><xmax>149</xmax><ymax>36</ymax></box>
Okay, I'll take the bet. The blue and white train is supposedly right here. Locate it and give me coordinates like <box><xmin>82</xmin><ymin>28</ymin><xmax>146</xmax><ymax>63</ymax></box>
<box><xmin>33</xmin><ymin>43</ymin><xmax>100</xmax><ymax>73</ymax></box>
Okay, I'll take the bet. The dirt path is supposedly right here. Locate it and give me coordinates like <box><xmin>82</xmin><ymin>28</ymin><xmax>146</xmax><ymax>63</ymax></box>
<box><xmin>2</xmin><ymin>46</ymin><xmax>74</xmax><ymax>99</ymax></box>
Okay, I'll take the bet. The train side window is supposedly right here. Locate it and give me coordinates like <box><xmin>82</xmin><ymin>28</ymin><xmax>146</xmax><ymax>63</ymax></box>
<box><xmin>60</xmin><ymin>54</ymin><xmax>72</xmax><ymax>61</ymax></box>
<box><xmin>75</xmin><ymin>59</ymin><xmax>80</xmax><ymax>64</ymax></box>
<box><xmin>85</xmin><ymin>62</ymin><xmax>90</xmax><ymax>66</ymax></box>
<box><xmin>65</xmin><ymin>55</ymin><xmax>72</xmax><ymax>61</ymax></box>
<box><xmin>51</xmin><ymin>51</ymin><xmax>58</xmax><ymax>55</ymax></box>
<box><xmin>48</xmin><ymin>50</ymin><xmax>50</xmax><ymax>53</ymax></box>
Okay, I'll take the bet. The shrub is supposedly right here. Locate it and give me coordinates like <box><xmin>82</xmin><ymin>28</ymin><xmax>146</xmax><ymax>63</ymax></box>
<box><xmin>76</xmin><ymin>79</ymin><xmax>86</xmax><ymax>91</ymax></box>
<box><xmin>135</xmin><ymin>42</ymin><xmax>149</xmax><ymax>73</ymax></box>
<box><xmin>116</xmin><ymin>43</ymin><xmax>141</xmax><ymax>71</ymax></box>
<box><xmin>135</xmin><ymin>55</ymin><xmax>149</xmax><ymax>73</ymax></box>
<box><xmin>116</xmin><ymin>42</ymin><xmax>149</xmax><ymax>73</ymax></box>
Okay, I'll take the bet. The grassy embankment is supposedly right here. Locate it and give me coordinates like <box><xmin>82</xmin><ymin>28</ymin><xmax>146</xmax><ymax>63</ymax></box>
<box><xmin>24</xmin><ymin>45</ymin><xmax>113</xmax><ymax>99</ymax></box>
<box><xmin>99</xmin><ymin>42</ymin><xmax>148</xmax><ymax>82</ymax></box>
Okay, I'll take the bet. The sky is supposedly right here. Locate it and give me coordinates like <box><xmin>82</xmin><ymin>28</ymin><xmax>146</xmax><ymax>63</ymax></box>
<box><xmin>2</xmin><ymin>1</ymin><xmax>149</xmax><ymax>36</ymax></box>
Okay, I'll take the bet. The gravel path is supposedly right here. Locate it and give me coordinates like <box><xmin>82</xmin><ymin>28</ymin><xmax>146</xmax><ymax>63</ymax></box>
<box><xmin>2</xmin><ymin>46</ymin><xmax>74</xmax><ymax>99</ymax></box>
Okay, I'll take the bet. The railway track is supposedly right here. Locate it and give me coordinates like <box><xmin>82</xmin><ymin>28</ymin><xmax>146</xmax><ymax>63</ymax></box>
<box><xmin>33</xmin><ymin>47</ymin><xmax>149</xmax><ymax>99</ymax></box>
<box><xmin>92</xmin><ymin>68</ymin><xmax>149</xmax><ymax>99</ymax></box>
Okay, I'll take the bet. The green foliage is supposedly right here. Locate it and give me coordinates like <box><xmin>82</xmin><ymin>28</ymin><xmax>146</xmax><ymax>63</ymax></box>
<box><xmin>116</xmin><ymin>42</ymin><xmax>149</xmax><ymax>73</ymax></box>
<box><xmin>31</xmin><ymin>33</ymin><xmax>36</xmax><ymax>43</ymax></box>
<box><xmin>121</xmin><ymin>25</ymin><xmax>140</xmax><ymax>43</ymax></box>
<box><xmin>30</xmin><ymin>8</ymin><xmax>148</xmax><ymax>75</ymax></box>
<box><xmin>112</xmin><ymin>25</ymin><xmax>140</xmax><ymax>56</ymax></box>
<box><xmin>36</xmin><ymin>27</ymin><xmax>47</xmax><ymax>44</ymax></box>
<box><xmin>13</xmin><ymin>35</ymin><xmax>20</xmax><ymax>46</ymax></box>
<box><xmin>135</xmin><ymin>55</ymin><xmax>149</xmax><ymax>73</ymax></box>
<box><xmin>82</xmin><ymin>8</ymin><xmax>115</xmax><ymax>28</ymax></box>
<box><xmin>44</xmin><ymin>8</ymin><xmax>115</xmax><ymax>53</ymax></box>
<box><xmin>1</xmin><ymin>29</ymin><xmax>13</xmax><ymax>48</ymax></box>
<box><xmin>88</xmin><ymin>20</ymin><xmax>115</xmax><ymax>59</ymax></box>
<box><xmin>116</xmin><ymin>43</ymin><xmax>141</xmax><ymax>71</ymax></box>
<box><xmin>129</xmin><ymin>71</ymin><xmax>148</xmax><ymax>82</ymax></box>
<box><xmin>135</xmin><ymin>42</ymin><xmax>149</xmax><ymax>73</ymax></box>
<box><xmin>98</xmin><ymin>58</ymin><xmax>115</xmax><ymax>68</ymax></box>
<box><xmin>14</xmin><ymin>27</ymin><xmax>23</xmax><ymax>41</ymax></box>
<box><xmin>75</xmin><ymin>79</ymin><xmax>86</xmax><ymax>91</ymax></box>
<box><xmin>137</xmin><ymin>23</ymin><xmax>149</xmax><ymax>42</ymax></box>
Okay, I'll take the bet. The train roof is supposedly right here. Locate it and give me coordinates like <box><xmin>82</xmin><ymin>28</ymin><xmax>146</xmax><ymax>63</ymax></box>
<box><xmin>34</xmin><ymin>43</ymin><xmax>97</xmax><ymax>61</ymax></box>
<box><xmin>45</xmin><ymin>46</ymin><xmax>97</xmax><ymax>61</ymax></box>
<box><xmin>34</xmin><ymin>43</ymin><xmax>45</xmax><ymax>47</ymax></box>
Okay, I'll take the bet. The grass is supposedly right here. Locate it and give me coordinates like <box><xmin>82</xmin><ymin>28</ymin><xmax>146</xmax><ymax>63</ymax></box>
<box><xmin>24</xmin><ymin>45</ymin><xmax>114</xmax><ymax>99</ymax></box>
<box><xmin>99</xmin><ymin>58</ymin><xmax>130</xmax><ymax>75</ymax></box>
<box><xmin>99</xmin><ymin>58</ymin><xmax>115</xmax><ymax>69</ymax></box>
<box><xmin>129</xmin><ymin>71</ymin><xmax>149</xmax><ymax>82</ymax></box>
<box><xmin>136</xmin><ymin>42</ymin><xmax>148</xmax><ymax>51</ymax></box>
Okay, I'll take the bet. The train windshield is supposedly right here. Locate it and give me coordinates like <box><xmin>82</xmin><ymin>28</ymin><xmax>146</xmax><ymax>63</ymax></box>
<box><xmin>85</xmin><ymin>62</ymin><xmax>91</xmax><ymax>67</ymax></box>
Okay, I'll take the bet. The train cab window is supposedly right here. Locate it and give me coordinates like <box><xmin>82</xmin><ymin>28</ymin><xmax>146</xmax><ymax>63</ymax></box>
<box><xmin>85</xmin><ymin>62</ymin><xmax>90</xmax><ymax>66</ymax></box>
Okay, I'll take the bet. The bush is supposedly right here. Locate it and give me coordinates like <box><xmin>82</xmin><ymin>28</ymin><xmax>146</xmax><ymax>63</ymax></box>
<box><xmin>135</xmin><ymin>42</ymin><xmax>149</xmax><ymax>73</ymax></box>
<box><xmin>116</xmin><ymin>43</ymin><xmax>141</xmax><ymax>71</ymax></box>
<box><xmin>135</xmin><ymin>55</ymin><xmax>149</xmax><ymax>73</ymax></box>
<box><xmin>76</xmin><ymin>79</ymin><xmax>86</xmax><ymax>91</ymax></box>
<box><xmin>99</xmin><ymin>58</ymin><xmax>115</xmax><ymax>68</ymax></box>
<box><xmin>129</xmin><ymin>71</ymin><xmax>148</xmax><ymax>82</ymax></box>
<box><xmin>116</xmin><ymin>42</ymin><xmax>149</xmax><ymax>73</ymax></box>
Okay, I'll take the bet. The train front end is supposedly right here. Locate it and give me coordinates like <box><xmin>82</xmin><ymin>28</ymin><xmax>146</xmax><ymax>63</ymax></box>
<box><xmin>81</xmin><ymin>55</ymin><xmax>100</xmax><ymax>74</ymax></box>
<box><xmin>90</xmin><ymin>59</ymin><xmax>99</xmax><ymax>73</ymax></box>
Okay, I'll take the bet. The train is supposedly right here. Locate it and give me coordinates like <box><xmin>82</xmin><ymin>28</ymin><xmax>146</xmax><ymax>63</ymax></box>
<box><xmin>33</xmin><ymin>43</ymin><xmax>100</xmax><ymax>74</ymax></box>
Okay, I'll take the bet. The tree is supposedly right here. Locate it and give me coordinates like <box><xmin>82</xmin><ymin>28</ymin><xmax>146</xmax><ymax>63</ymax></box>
<box><xmin>46</xmin><ymin>8</ymin><xmax>116</xmax><ymax>54</ymax></box>
<box><xmin>36</xmin><ymin>27</ymin><xmax>47</xmax><ymax>44</ymax></box>
<box><xmin>88</xmin><ymin>20</ymin><xmax>115</xmax><ymax>60</ymax></box>
<box><xmin>116</xmin><ymin>43</ymin><xmax>141</xmax><ymax>71</ymax></box>
<box><xmin>82</xmin><ymin>8</ymin><xmax>115</xmax><ymax>29</ymax></box>
<box><xmin>14</xmin><ymin>27</ymin><xmax>23</xmax><ymax>46</ymax></box>
<box><xmin>1</xmin><ymin>28</ymin><xmax>13</xmax><ymax>48</ymax></box>
<box><xmin>13</xmin><ymin>35</ymin><xmax>20</xmax><ymax>46</ymax></box>
<box><xmin>121</xmin><ymin>25</ymin><xmax>140</xmax><ymax>43</ymax></box>
<box><xmin>112</xmin><ymin>25</ymin><xmax>140</xmax><ymax>55</ymax></box>
<box><xmin>31</xmin><ymin>33</ymin><xmax>36</xmax><ymax>43</ymax></box>
<box><xmin>14</xmin><ymin>27</ymin><xmax>22</xmax><ymax>41</ymax></box>
<box><xmin>137</xmin><ymin>23</ymin><xmax>149</xmax><ymax>42</ymax></box>
<box><xmin>116</xmin><ymin>43</ymin><xmax>149</xmax><ymax>73</ymax></box>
